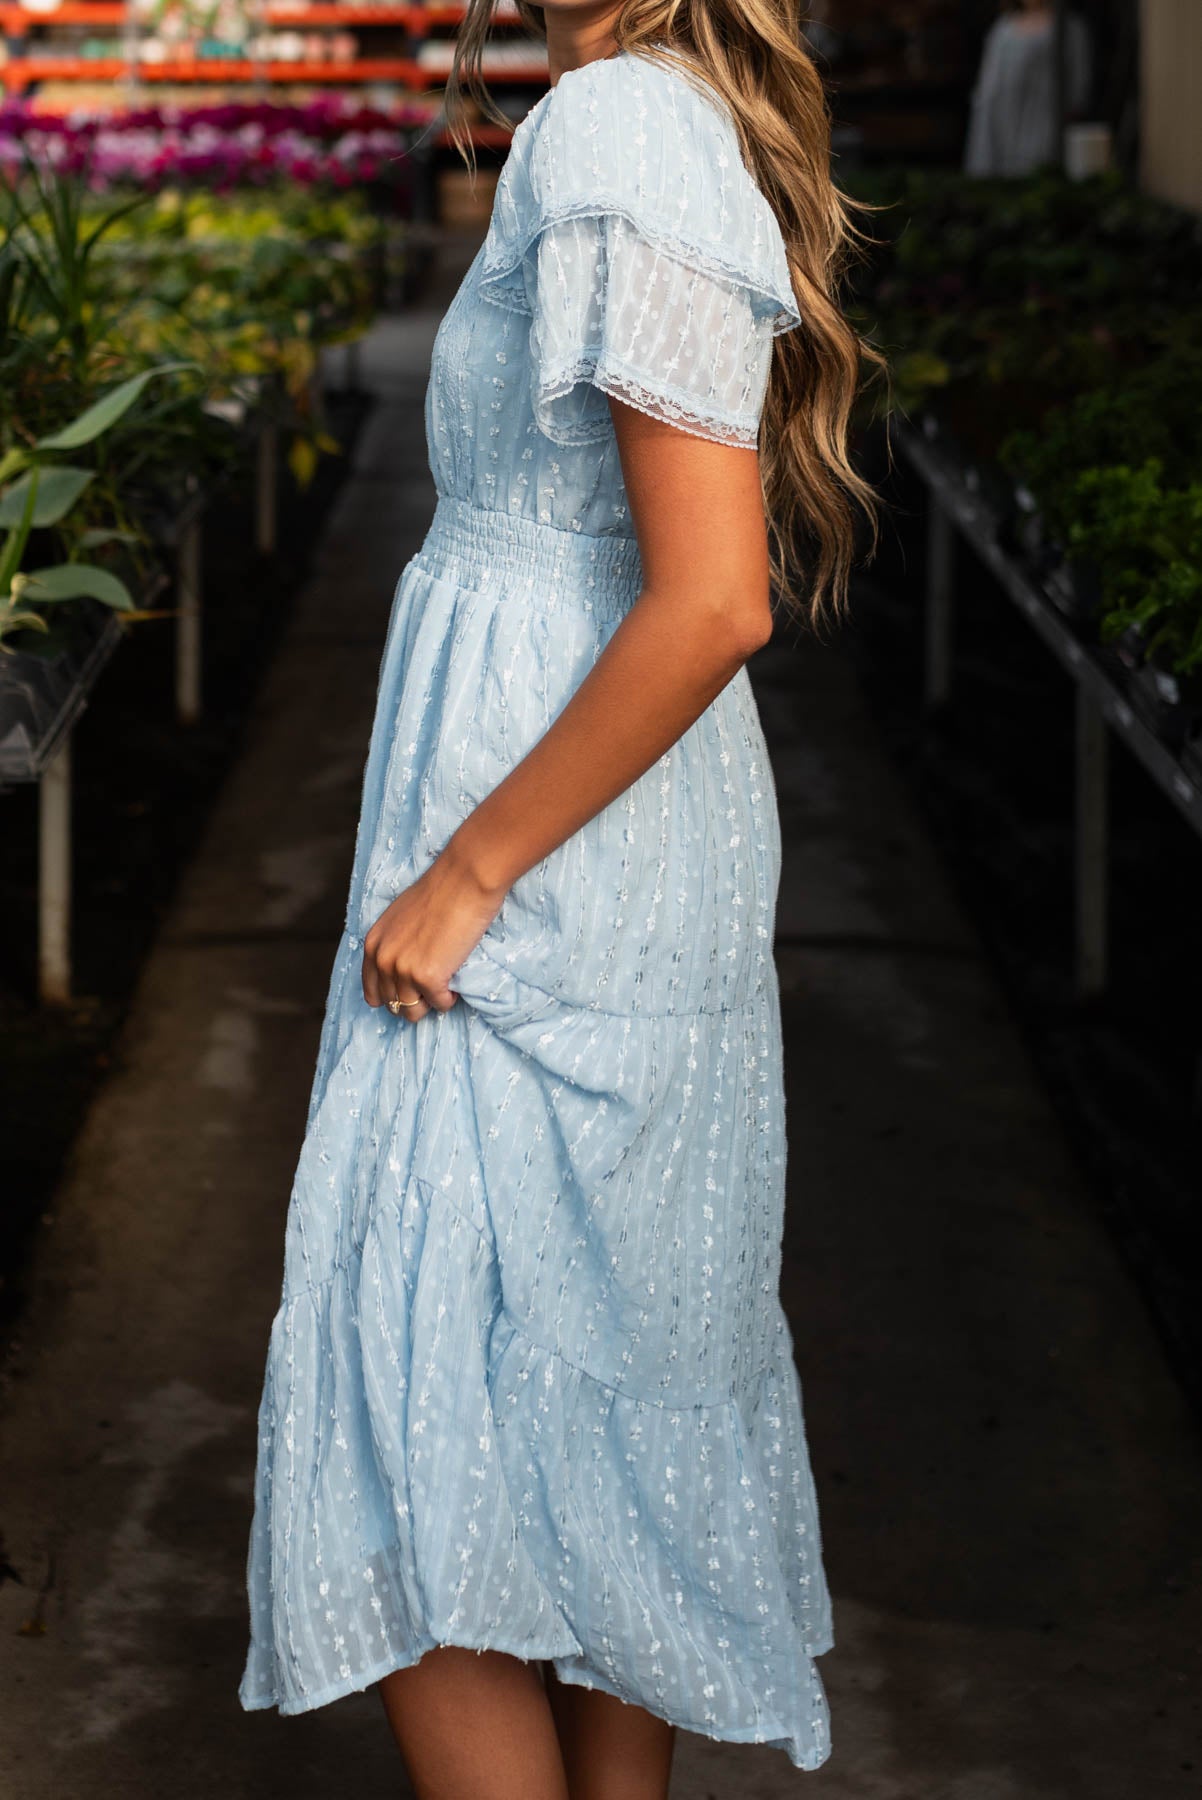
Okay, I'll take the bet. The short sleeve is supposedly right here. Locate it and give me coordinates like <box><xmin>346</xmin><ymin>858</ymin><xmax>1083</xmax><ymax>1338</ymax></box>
<box><xmin>479</xmin><ymin>52</ymin><xmax>802</xmax><ymax>450</ymax></box>
<box><xmin>524</xmin><ymin>213</ymin><xmax>774</xmax><ymax>447</ymax></box>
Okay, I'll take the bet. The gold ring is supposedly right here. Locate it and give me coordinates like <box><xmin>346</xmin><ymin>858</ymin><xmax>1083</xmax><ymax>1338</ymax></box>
<box><xmin>387</xmin><ymin>995</ymin><xmax>423</xmax><ymax>1015</ymax></box>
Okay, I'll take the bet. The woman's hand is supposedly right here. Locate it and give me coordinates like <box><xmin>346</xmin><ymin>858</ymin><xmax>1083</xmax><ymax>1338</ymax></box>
<box><xmin>361</xmin><ymin>834</ymin><xmax>507</xmax><ymax>1023</ymax></box>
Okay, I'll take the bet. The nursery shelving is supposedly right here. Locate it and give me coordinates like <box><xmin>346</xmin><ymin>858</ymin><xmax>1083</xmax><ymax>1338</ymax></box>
<box><xmin>0</xmin><ymin>1</ymin><xmax>548</xmax><ymax>108</ymax></box>
<box><xmin>0</xmin><ymin>371</ymin><xmax>350</xmax><ymax>1002</ymax></box>
<box><xmin>0</xmin><ymin>168</ymin><xmax>389</xmax><ymax>1003</ymax></box>
<box><xmin>900</xmin><ymin>418</ymin><xmax>1202</xmax><ymax>1002</ymax></box>
<box><xmin>0</xmin><ymin>410</ymin><xmax>276</xmax><ymax>1003</ymax></box>
<box><xmin>3</xmin><ymin>60</ymin><xmax>428</xmax><ymax>88</ymax></box>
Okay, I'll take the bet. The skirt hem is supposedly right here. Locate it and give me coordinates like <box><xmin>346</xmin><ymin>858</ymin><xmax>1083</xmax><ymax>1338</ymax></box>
<box><xmin>239</xmin><ymin>1630</ymin><xmax>836</xmax><ymax>1771</ymax></box>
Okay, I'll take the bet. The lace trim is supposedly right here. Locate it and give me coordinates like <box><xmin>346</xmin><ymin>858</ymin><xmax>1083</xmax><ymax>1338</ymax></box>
<box><xmin>536</xmin><ymin>353</ymin><xmax>761</xmax><ymax>450</ymax></box>
<box><xmin>479</xmin><ymin>196</ymin><xmax>802</xmax><ymax>337</ymax></box>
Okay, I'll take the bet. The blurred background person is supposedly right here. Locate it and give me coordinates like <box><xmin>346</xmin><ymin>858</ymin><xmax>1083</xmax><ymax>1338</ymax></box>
<box><xmin>965</xmin><ymin>0</ymin><xmax>1093</xmax><ymax>174</ymax></box>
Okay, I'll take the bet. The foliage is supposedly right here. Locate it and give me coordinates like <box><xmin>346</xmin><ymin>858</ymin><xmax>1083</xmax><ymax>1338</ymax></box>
<box><xmin>848</xmin><ymin>168</ymin><xmax>1202</xmax><ymax>429</ymax></box>
<box><xmin>1065</xmin><ymin>463</ymin><xmax>1202</xmax><ymax>675</ymax></box>
<box><xmin>0</xmin><ymin>161</ymin><xmax>385</xmax><ymax>654</ymax></box>
<box><xmin>847</xmin><ymin>166</ymin><xmax>1202</xmax><ymax>684</ymax></box>
<box><xmin>97</xmin><ymin>187</ymin><xmax>383</xmax><ymax>395</ymax></box>
<box><xmin>2</xmin><ymin>168</ymin><xmax>382</xmax><ymax>516</ymax></box>
<box><xmin>1000</xmin><ymin>348</ymin><xmax>1202</xmax><ymax>540</ymax></box>
<box><xmin>0</xmin><ymin>165</ymin><xmax>229</xmax><ymax>537</ymax></box>
<box><xmin>0</xmin><ymin>372</ymin><xmax>193</xmax><ymax>650</ymax></box>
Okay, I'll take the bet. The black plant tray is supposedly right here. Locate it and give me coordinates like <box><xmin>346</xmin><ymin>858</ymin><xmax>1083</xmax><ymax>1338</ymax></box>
<box><xmin>0</xmin><ymin>606</ymin><xmax>123</xmax><ymax>784</ymax></box>
<box><xmin>916</xmin><ymin>411</ymin><xmax>1022</xmax><ymax>536</ymax></box>
<box><xmin>1181</xmin><ymin>725</ymin><xmax>1202</xmax><ymax>793</ymax></box>
<box><xmin>1106</xmin><ymin>627</ymin><xmax>1202</xmax><ymax>751</ymax></box>
<box><xmin>1040</xmin><ymin>554</ymin><xmax>1103</xmax><ymax>633</ymax></box>
<box><xmin>898</xmin><ymin>420</ymin><xmax>1202</xmax><ymax>841</ymax></box>
<box><xmin>1123</xmin><ymin>664</ymin><xmax>1198</xmax><ymax>749</ymax></box>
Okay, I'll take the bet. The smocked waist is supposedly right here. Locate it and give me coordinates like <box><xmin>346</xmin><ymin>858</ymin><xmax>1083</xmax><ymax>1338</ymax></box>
<box><xmin>415</xmin><ymin>496</ymin><xmax>644</xmax><ymax>614</ymax></box>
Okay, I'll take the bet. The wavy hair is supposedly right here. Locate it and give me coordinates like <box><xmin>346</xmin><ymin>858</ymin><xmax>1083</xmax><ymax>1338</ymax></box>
<box><xmin>444</xmin><ymin>2</ymin><xmax>880</xmax><ymax>627</ymax></box>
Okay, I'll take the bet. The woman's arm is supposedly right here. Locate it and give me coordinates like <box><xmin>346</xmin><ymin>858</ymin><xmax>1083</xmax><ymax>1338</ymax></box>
<box><xmin>361</xmin><ymin>399</ymin><xmax>775</xmax><ymax>1016</ymax></box>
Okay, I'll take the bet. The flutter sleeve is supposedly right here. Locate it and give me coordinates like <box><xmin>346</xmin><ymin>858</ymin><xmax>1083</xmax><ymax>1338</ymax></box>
<box><xmin>478</xmin><ymin>52</ymin><xmax>802</xmax><ymax>449</ymax></box>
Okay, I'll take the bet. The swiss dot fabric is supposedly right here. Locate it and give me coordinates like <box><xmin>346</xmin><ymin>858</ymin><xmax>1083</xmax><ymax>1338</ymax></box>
<box><xmin>239</xmin><ymin>47</ymin><xmax>834</xmax><ymax>1773</ymax></box>
<box><xmin>528</xmin><ymin>215</ymin><xmax>776</xmax><ymax>447</ymax></box>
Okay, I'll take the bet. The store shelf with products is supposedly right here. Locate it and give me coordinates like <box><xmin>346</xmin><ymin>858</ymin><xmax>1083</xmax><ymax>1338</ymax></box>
<box><xmin>0</xmin><ymin>2</ymin><xmax>526</xmax><ymax>25</ymax></box>
<box><xmin>0</xmin><ymin>0</ymin><xmax>547</xmax><ymax>106</ymax></box>
<box><xmin>3</xmin><ymin>58</ymin><xmax>431</xmax><ymax>89</ymax></box>
<box><xmin>0</xmin><ymin>3</ymin><xmax>125</xmax><ymax>29</ymax></box>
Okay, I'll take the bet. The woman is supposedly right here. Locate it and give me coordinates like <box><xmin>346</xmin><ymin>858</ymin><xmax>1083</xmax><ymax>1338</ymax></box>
<box><xmin>965</xmin><ymin>0</ymin><xmax>1093</xmax><ymax>177</ymax></box>
<box><xmin>239</xmin><ymin>3</ymin><xmax>874</xmax><ymax>1794</ymax></box>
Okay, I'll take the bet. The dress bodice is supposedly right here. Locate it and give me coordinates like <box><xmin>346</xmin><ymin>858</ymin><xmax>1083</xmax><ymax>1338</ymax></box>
<box><xmin>423</xmin><ymin>49</ymin><xmax>802</xmax><ymax>540</ymax></box>
<box><xmin>425</xmin><ymin>244</ymin><xmax>634</xmax><ymax>537</ymax></box>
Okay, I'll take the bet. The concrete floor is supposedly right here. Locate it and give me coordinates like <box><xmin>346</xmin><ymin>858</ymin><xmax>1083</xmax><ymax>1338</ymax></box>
<box><xmin>1</xmin><ymin>298</ymin><xmax>1200</xmax><ymax>1800</ymax></box>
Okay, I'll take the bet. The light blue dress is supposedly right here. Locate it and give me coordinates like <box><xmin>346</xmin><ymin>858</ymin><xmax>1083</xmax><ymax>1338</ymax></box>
<box><xmin>240</xmin><ymin>47</ymin><xmax>834</xmax><ymax>1771</ymax></box>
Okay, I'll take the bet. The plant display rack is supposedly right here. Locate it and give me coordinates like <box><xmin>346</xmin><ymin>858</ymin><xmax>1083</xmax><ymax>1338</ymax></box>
<box><xmin>0</xmin><ymin>354</ymin><xmax>354</xmax><ymax>1004</ymax></box>
<box><xmin>900</xmin><ymin>416</ymin><xmax>1202</xmax><ymax>1002</ymax></box>
<box><xmin>0</xmin><ymin>0</ymin><xmax>548</xmax><ymax>123</ymax></box>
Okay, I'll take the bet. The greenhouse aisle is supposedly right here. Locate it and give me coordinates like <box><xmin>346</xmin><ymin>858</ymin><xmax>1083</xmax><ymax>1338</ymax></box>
<box><xmin>1</xmin><ymin>278</ymin><xmax>1200</xmax><ymax>1800</ymax></box>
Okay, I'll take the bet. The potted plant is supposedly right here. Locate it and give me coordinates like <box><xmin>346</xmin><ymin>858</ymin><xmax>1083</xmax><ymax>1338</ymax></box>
<box><xmin>1066</xmin><ymin>461</ymin><xmax>1202</xmax><ymax>744</ymax></box>
<box><xmin>0</xmin><ymin>367</ymin><xmax>189</xmax><ymax>777</ymax></box>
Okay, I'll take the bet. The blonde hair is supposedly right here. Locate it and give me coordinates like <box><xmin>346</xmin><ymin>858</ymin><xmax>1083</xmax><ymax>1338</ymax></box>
<box><xmin>444</xmin><ymin>2</ymin><xmax>879</xmax><ymax>627</ymax></box>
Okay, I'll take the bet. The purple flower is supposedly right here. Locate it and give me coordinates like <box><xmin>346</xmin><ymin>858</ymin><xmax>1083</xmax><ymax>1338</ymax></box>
<box><xmin>0</xmin><ymin>96</ymin><xmax>416</xmax><ymax>193</ymax></box>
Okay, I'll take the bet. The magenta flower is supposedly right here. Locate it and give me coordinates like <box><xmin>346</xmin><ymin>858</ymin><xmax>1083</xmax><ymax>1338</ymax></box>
<box><xmin>0</xmin><ymin>98</ymin><xmax>417</xmax><ymax>193</ymax></box>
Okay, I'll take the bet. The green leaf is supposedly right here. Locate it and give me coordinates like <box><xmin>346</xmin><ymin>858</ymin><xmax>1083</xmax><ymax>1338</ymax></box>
<box><xmin>0</xmin><ymin>253</ymin><xmax>16</xmax><ymax>332</ymax></box>
<box><xmin>0</xmin><ymin>448</ymin><xmax>30</xmax><ymax>486</ymax></box>
<box><xmin>35</xmin><ymin>361</ymin><xmax>196</xmax><ymax>451</ymax></box>
<box><xmin>0</xmin><ymin>465</ymin><xmax>40</xmax><ymax>596</ymax></box>
<box><xmin>77</xmin><ymin>527</ymin><xmax>141</xmax><ymax>550</ymax></box>
<box><xmin>0</xmin><ymin>607</ymin><xmax>50</xmax><ymax>650</ymax></box>
<box><xmin>288</xmin><ymin>434</ymin><xmax>319</xmax><ymax>489</ymax></box>
<box><xmin>22</xmin><ymin>563</ymin><xmax>135</xmax><ymax>611</ymax></box>
<box><xmin>898</xmin><ymin>350</ymin><xmax>951</xmax><ymax>386</ymax></box>
<box><xmin>80</xmin><ymin>190</ymin><xmax>151</xmax><ymax>262</ymax></box>
<box><xmin>0</xmin><ymin>466</ymin><xmax>94</xmax><ymax>529</ymax></box>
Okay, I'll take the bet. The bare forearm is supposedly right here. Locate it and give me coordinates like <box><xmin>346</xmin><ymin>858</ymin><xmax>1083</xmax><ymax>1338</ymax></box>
<box><xmin>445</xmin><ymin>584</ymin><xmax>770</xmax><ymax>900</ymax></box>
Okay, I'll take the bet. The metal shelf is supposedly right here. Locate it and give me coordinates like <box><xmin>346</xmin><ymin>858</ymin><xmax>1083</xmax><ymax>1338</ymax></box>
<box><xmin>0</xmin><ymin>1</ymin><xmax>426</xmax><ymax>26</ymax></box>
<box><xmin>0</xmin><ymin>1</ymin><xmax>522</xmax><ymax>26</ymax></box>
<box><xmin>0</xmin><ymin>1</ymin><xmax>546</xmax><ymax>94</ymax></box>
<box><xmin>899</xmin><ymin>423</ymin><xmax>1202</xmax><ymax>835</ymax></box>
<box><xmin>897</xmin><ymin>418</ymin><xmax>1202</xmax><ymax>998</ymax></box>
<box><xmin>3</xmin><ymin>56</ymin><xmax>427</xmax><ymax>89</ymax></box>
<box><xmin>0</xmin><ymin>2</ymin><xmax>126</xmax><ymax>30</ymax></box>
<box><xmin>0</xmin><ymin>611</ymin><xmax>123</xmax><ymax>785</ymax></box>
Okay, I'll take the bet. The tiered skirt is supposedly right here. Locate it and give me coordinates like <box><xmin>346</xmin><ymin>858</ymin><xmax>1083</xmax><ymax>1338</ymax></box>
<box><xmin>239</xmin><ymin>498</ymin><xmax>834</xmax><ymax>1769</ymax></box>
